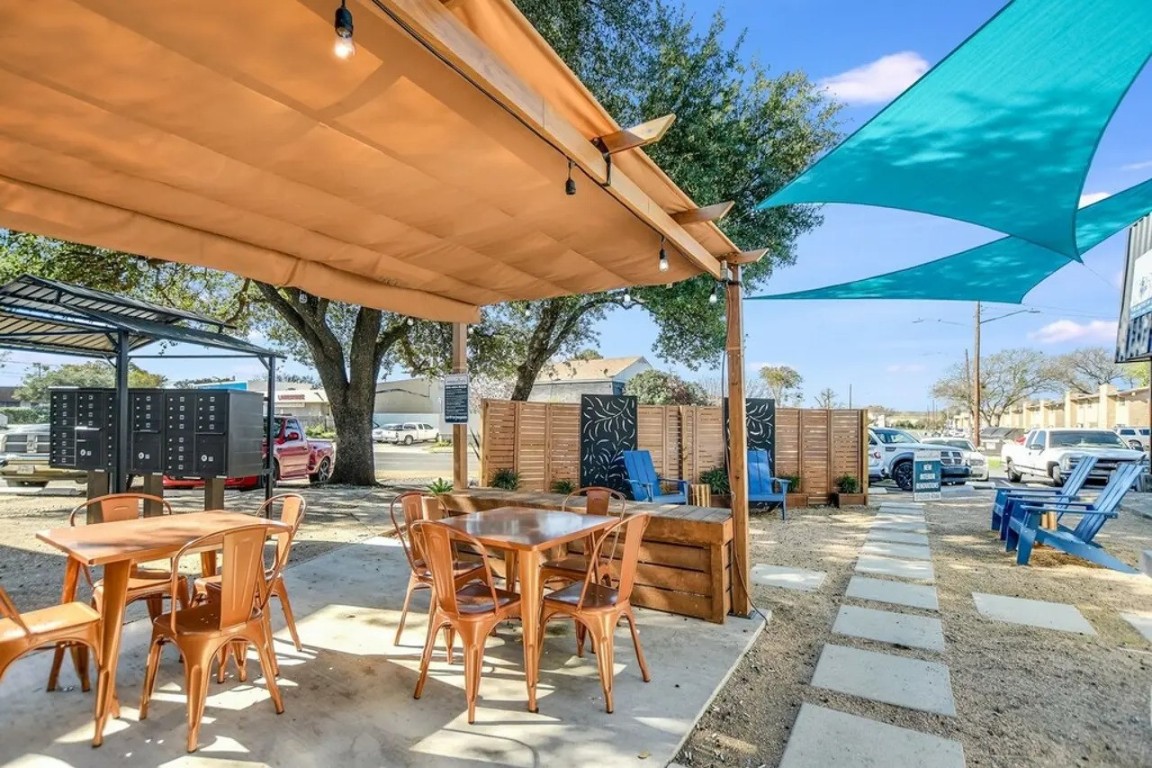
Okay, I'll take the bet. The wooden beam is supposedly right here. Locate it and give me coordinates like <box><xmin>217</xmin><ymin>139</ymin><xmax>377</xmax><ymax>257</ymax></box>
<box><xmin>725</xmin><ymin>263</ymin><xmax>751</xmax><ymax>618</ymax></box>
<box><xmin>593</xmin><ymin>114</ymin><xmax>676</xmax><ymax>155</ymax></box>
<box><xmin>671</xmin><ymin>201</ymin><xmax>734</xmax><ymax>226</ymax></box>
<box><xmin>452</xmin><ymin>322</ymin><xmax>469</xmax><ymax>491</ymax></box>
<box><xmin>724</xmin><ymin>249</ymin><xmax>768</xmax><ymax>265</ymax></box>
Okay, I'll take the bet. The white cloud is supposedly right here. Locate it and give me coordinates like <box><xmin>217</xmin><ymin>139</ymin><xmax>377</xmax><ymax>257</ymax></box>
<box><xmin>1121</xmin><ymin>160</ymin><xmax>1152</xmax><ymax>172</ymax></box>
<box><xmin>818</xmin><ymin>52</ymin><xmax>929</xmax><ymax>105</ymax></box>
<box><xmin>1077</xmin><ymin>191</ymin><xmax>1111</xmax><ymax>208</ymax></box>
<box><xmin>1028</xmin><ymin>319</ymin><xmax>1117</xmax><ymax>345</ymax></box>
<box><xmin>885</xmin><ymin>363</ymin><xmax>927</xmax><ymax>374</ymax></box>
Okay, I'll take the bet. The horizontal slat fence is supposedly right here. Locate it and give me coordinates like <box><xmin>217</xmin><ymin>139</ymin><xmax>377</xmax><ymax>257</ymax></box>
<box><xmin>481</xmin><ymin>400</ymin><xmax>867</xmax><ymax>504</ymax></box>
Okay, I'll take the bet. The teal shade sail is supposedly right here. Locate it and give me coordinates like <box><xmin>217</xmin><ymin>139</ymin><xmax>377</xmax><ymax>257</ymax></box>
<box><xmin>751</xmin><ymin>178</ymin><xmax>1152</xmax><ymax>304</ymax></box>
<box><xmin>758</xmin><ymin>0</ymin><xmax>1152</xmax><ymax>258</ymax></box>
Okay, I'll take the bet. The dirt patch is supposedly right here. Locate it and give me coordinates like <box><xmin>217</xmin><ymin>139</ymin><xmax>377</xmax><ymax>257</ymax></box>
<box><xmin>677</xmin><ymin>498</ymin><xmax>1152</xmax><ymax>768</ymax></box>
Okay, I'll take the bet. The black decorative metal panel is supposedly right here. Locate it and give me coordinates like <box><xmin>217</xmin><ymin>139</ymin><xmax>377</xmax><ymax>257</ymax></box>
<box><xmin>725</xmin><ymin>398</ymin><xmax>777</xmax><ymax>475</ymax></box>
<box><xmin>579</xmin><ymin>395</ymin><xmax>637</xmax><ymax>496</ymax></box>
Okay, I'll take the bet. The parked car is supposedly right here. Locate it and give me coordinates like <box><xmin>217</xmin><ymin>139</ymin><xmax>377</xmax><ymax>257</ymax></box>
<box><xmin>1115</xmin><ymin>426</ymin><xmax>1150</xmax><ymax>451</ymax></box>
<box><xmin>978</xmin><ymin>426</ymin><xmax>1025</xmax><ymax>453</ymax></box>
<box><xmin>389</xmin><ymin>422</ymin><xmax>439</xmax><ymax>445</ymax></box>
<box><xmin>1001</xmin><ymin>428</ymin><xmax>1146</xmax><ymax>486</ymax></box>
<box><xmin>164</xmin><ymin>416</ymin><xmax>335</xmax><ymax>489</ymax></box>
<box><xmin>870</xmin><ymin>427</ymin><xmax>970</xmax><ymax>491</ymax></box>
<box><xmin>372</xmin><ymin>422</ymin><xmax>402</xmax><ymax>443</ymax></box>
<box><xmin>0</xmin><ymin>423</ymin><xmax>86</xmax><ymax>487</ymax></box>
<box><xmin>921</xmin><ymin>437</ymin><xmax>989</xmax><ymax>481</ymax></box>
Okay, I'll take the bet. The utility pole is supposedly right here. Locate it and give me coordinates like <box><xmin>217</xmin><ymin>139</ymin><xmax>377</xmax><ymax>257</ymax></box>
<box><xmin>973</xmin><ymin>301</ymin><xmax>982</xmax><ymax>448</ymax></box>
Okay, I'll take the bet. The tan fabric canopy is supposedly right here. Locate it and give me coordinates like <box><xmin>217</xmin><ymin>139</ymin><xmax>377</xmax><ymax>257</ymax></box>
<box><xmin>0</xmin><ymin>0</ymin><xmax>741</xmax><ymax>322</ymax></box>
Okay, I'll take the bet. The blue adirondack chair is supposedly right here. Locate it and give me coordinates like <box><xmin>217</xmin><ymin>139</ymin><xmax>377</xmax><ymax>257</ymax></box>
<box><xmin>990</xmin><ymin>456</ymin><xmax>1098</xmax><ymax>538</ymax></box>
<box><xmin>622</xmin><ymin>450</ymin><xmax>688</xmax><ymax>504</ymax></box>
<box><xmin>748</xmin><ymin>449</ymin><xmax>789</xmax><ymax>520</ymax></box>
<box><xmin>1004</xmin><ymin>461</ymin><xmax>1144</xmax><ymax>573</ymax></box>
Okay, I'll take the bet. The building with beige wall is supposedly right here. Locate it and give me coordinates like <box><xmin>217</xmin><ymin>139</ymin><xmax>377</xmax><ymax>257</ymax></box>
<box><xmin>1002</xmin><ymin>384</ymin><xmax>1151</xmax><ymax>430</ymax></box>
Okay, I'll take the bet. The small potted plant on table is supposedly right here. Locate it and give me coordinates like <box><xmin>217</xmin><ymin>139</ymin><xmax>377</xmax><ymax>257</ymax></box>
<box><xmin>833</xmin><ymin>474</ymin><xmax>866</xmax><ymax>508</ymax></box>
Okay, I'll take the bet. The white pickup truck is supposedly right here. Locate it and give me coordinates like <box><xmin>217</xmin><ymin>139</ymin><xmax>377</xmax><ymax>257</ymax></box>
<box><xmin>1001</xmin><ymin>428</ymin><xmax>1146</xmax><ymax>486</ymax></box>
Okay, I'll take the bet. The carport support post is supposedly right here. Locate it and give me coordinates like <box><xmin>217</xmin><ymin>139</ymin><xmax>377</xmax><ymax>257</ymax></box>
<box><xmin>266</xmin><ymin>354</ymin><xmax>277</xmax><ymax>504</ymax></box>
<box><xmin>452</xmin><ymin>322</ymin><xmax>468</xmax><ymax>491</ymax></box>
<box><xmin>725</xmin><ymin>263</ymin><xmax>751</xmax><ymax>618</ymax></box>
<box><xmin>113</xmin><ymin>331</ymin><xmax>130</xmax><ymax>495</ymax></box>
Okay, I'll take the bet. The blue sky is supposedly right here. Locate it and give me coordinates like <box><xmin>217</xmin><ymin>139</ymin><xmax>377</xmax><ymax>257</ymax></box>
<box><xmin>1</xmin><ymin>1</ymin><xmax>1147</xmax><ymax>409</ymax></box>
<box><xmin>591</xmin><ymin>0</ymin><xmax>1152</xmax><ymax>409</ymax></box>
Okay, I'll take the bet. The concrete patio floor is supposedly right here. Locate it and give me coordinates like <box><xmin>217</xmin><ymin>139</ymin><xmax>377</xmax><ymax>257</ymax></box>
<box><xmin>0</xmin><ymin>537</ymin><xmax>764</xmax><ymax>767</ymax></box>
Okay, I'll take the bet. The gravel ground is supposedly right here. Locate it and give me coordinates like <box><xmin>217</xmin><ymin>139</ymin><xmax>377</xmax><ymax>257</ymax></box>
<box><xmin>677</xmin><ymin>496</ymin><xmax>1152</xmax><ymax>768</ymax></box>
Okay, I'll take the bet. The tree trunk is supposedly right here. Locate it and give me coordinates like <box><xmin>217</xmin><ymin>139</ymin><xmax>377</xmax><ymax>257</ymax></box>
<box><xmin>508</xmin><ymin>296</ymin><xmax>616</xmax><ymax>401</ymax></box>
<box><xmin>257</xmin><ymin>283</ymin><xmax>408</xmax><ymax>486</ymax></box>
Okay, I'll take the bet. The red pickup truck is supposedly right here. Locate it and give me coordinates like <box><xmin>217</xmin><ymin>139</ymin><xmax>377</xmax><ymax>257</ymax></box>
<box><xmin>164</xmin><ymin>416</ymin><xmax>335</xmax><ymax>489</ymax></box>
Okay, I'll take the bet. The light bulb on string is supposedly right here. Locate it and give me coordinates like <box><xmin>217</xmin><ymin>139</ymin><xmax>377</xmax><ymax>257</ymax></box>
<box><xmin>334</xmin><ymin>1</ymin><xmax>355</xmax><ymax>59</ymax></box>
<box><xmin>658</xmin><ymin>236</ymin><xmax>669</xmax><ymax>272</ymax></box>
<box><xmin>708</xmin><ymin>283</ymin><xmax>719</xmax><ymax>304</ymax></box>
<box><xmin>622</xmin><ymin>290</ymin><xmax>632</xmax><ymax>306</ymax></box>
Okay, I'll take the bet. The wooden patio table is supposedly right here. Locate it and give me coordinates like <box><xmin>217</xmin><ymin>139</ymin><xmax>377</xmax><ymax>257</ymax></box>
<box><xmin>36</xmin><ymin>510</ymin><xmax>292</xmax><ymax>746</ymax></box>
<box><xmin>438</xmin><ymin>506</ymin><xmax>617</xmax><ymax>713</ymax></box>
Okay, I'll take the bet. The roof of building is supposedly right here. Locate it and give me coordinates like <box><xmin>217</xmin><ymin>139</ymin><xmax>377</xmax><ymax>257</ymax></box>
<box><xmin>535</xmin><ymin>356</ymin><xmax>647</xmax><ymax>384</ymax></box>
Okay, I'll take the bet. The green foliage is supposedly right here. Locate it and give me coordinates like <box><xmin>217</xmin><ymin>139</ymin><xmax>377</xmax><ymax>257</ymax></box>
<box><xmin>834</xmin><ymin>475</ymin><xmax>859</xmax><ymax>494</ymax></box>
<box><xmin>490</xmin><ymin>468</ymin><xmax>521</xmax><ymax>491</ymax></box>
<box><xmin>1122</xmin><ymin>361</ymin><xmax>1150</xmax><ymax>388</ymax></box>
<box><xmin>14</xmin><ymin>362</ymin><xmax>166</xmax><ymax>404</ymax></box>
<box><xmin>779</xmin><ymin>474</ymin><xmax>802</xmax><ymax>492</ymax></box>
<box><xmin>550</xmin><ymin>478</ymin><xmax>576</xmax><ymax>495</ymax></box>
<box><xmin>427</xmin><ymin>478</ymin><xmax>453</xmax><ymax>494</ymax></box>
<box><xmin>304</xmin><ymin>424</ymin><xmax>336</xmax><ymax>439</ymax></box>
<box><xmin>624</xmin><ymin>369</ymin><xmax>711</xmax><ymax>405</ymax></box>
<box><xmin>699</xmin><ymin>466</ymin><xmax>730</xmax><ymax>495</ymax></box>
<box><xmin>758</xmin><ymin>365</ymin><xmax>803</xmax><ymax>405</ymax></box>
<box><xmin>0</xmin><ymin>407</ymin><xmax>46</xmax><ymax>424</ymax></box>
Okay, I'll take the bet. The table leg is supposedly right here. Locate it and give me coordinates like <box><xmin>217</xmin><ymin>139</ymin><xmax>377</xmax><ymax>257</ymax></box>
<box><xmin>92</xmin><ymin>560</ymin><xmax>130</xmax><ymax>747</ymax></box>
<box><xmin>47</xmin><ymin>558</ymin><xmax>83</xmax><ymax>691</ymax></box>
<box><xmin>517</xmin><ymin>549</ymin><xmax>542</xmax><ymax>713</ymax></box>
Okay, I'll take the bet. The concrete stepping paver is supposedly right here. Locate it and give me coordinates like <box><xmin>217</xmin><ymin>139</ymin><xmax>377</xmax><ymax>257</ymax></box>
<box><xmin>973</xmin><ymin>593</ymin><xmax>1096</xmax><ymax>635</ymax></box>
<box><xmin>856</xmin><ymin>554</ymin><xmax>935</xmax><ymax>582</ymax></box>
<box><xmin>779</xmin><ymin>703</ymin><xmax>966</xmax><ymax>768</ymax></box>
<box><xmin>833</xmin><ymin>605</ymin><xmax>945</xmax><ymax>652</ymax></box>
<box><xmin>861</xmin><ymin>540</ymin><xmax>933</xmax><ymax>561</ymax></box>
<box><xmin>867</xmin><ymin>530</ymin><xmax>930</xmax><ymax>546</ymax></box>
<box><xmin>1120</xmin><ymin>612</ymin><xmax>1152</xmax><ymax>642</ymax></box>
<box><xmin>873</xmin><ymin>520</ymin><xmax>928</xmax><ymax>534</ymax></box>
<box><xmin>846</xmin><ymin>576</ymin><xmax>939</xmax><ymax>611</ymax></box>
<box><xmin>751</xmin><ymin>564</ymin><xmax>827</xmax><ymax>592</ymax></box>
<box><xmin>876</xmin><ymin>507</ymin><xmax>925</xmax><ymax>517</ymax></box>
<box><xmin>811</xmin><ymin>644</ymin><xmax>956</xmax><ymax>716</ymax></box>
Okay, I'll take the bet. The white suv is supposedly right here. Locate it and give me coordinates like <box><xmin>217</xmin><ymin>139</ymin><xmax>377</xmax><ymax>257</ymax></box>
<box><xmin>1115</xmin><ymin>426</ymin><xmax>1150</xmax><ymax>451</ymax></box>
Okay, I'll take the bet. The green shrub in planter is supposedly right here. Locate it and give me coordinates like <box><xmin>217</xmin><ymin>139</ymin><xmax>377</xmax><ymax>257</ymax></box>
<box><xmin>550</xmin><ymin>478</ymin><xmax>576</xmax><ymax>495</ymax></box>
<box><xmin>491</xmin><ymin>468</ymin><xmax>520</xmax><ymax>491</ymax></box>
<box><xmin>427</xmin><ymin>477</ymin><xmax>453</xmax><ymax>494</ymax></box>
<box><xmin>699</xmin><ymin>466</ymin><xmax>730</xmax><ymax>495</ymax></box>
<box><xmin>834</xmin><ymin>474</ymin><xmax>860</xmax><ymax>493</ymax></box>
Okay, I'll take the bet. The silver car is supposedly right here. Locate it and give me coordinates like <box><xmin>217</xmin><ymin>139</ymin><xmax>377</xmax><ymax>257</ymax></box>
<box><xmin>923</xmin><ymin>437</ymin><xmax>989</xmax><ymax>481</ymax></box>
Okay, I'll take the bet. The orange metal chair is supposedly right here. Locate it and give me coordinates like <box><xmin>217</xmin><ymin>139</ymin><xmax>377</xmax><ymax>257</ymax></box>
<box><xmin>411</xmin><ymin>520</ymin><xmax>521</xmax><ymax>724</ymax></box>
<box><xmin>540</xmin><ymin>487</ymin><xmax>627</xmax><ymax>587</ymax></box>
<box><xmin>139</xmin><ymin>523</ymin><xmax>285</xmax><ymax>753</ymax></box>
<box><xmin>391</xmin><ymin>491</ymin><xmax>489</xmax><ymax>645</ymax></box>
<box><xmin>539</xmin><ymin>513</ymin><xmax>652</xmax><ymax>713</ymax></box>
<box><xmin>195</xmin><ymin>494</ymin><xmax>307</xmax><ymax>652</ymax></box>
<box><xmin>48</xmin><ymin>493</ymin><xmax>188</xmax><ymax>691</ymax></box>
<box><xmin>2</xmin><ymin>587</ymin><xmax>103</xmax><ymax>738</ymax></box>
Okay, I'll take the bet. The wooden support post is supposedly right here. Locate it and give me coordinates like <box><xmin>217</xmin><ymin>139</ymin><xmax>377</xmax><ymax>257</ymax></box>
<box><xmin>142</xmin><ymin>474</ymin><xmax>164</xmax><ymax>517</ymax></box>
<box><xmin>452</xmin><ymin>322</ymin><xmax>469</xmax><ymax>492</ymax></box>
<box><xmin>725</xmin><ymin>263</ymin><xmax>751</xmax><ymax>617</ymax></box>
<box><xmin>204</xmin><ymin>477</ymin><xmax>225</xmax><ymax>511</ymax></box>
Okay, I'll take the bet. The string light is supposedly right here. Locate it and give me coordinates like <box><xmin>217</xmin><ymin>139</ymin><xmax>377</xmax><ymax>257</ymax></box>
<box><xmin>565</xmin><ymin>159</ymin><xmax>576</xmax><ymax>196</ymax></box>
<box><xmin>334</xmin><ymin>1</ymin><xmax>355</xmax><ymax>59</ymax></box>
<box><xmin>298</xmin><ymin>291</ymin><xmax>308</xmax><ymax>304</ymax></box>
<box><xmin>658</xmin><ymin>236</ymin><xmax>669</xmax><ymax>272</ymax></box>
<box><xmin>622</xmin><ymin>290</ymin><xmax>632</xmax><ymax>306</ymax></box>
<box><xmin>708</xmin><ymin>283</ymin><xmax>720</xmax><ymax>304</ymax></box>
<box><xmin>406</xmin><ymin>317</ymin><xmax>414</xmax><ymax>326</ymax></box>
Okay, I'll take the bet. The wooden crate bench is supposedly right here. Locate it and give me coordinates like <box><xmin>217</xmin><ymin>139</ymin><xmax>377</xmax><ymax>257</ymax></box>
<box><xmin>438</xmin><ymin>489</ymin><xmax>733</xmax><ymax>623</ymax></box>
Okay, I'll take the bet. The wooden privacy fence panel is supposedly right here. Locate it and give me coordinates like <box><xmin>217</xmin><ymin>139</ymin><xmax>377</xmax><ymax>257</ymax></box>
<box><xmin>482</xmin><ymin>400</ymin><xmax>867</xmax><ymax>503</ymax></box>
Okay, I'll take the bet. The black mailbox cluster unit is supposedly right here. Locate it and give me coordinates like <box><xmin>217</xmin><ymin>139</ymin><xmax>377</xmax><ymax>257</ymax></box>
<box><xmin>49</xmin><ymin>388</ymin><xmax>116</xmax><ymax>471</ymax></box>
<box><xmin>50</xmin><ymin>388</ymin><xmax>266</xmax><ymax>478</ymax></box>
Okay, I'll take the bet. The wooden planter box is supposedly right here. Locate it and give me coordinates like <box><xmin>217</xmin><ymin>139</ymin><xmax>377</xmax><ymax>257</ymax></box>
<box><xmin>710</xmin><ymin>493</ymin><xmax>731</xmax><ymax>508</ymax></box>
<box><xmin>833</xmin><ymin>492</ymin><xmax>867</xmax><ymax>508</ymax></box>
<box><xmin>786</xmin><ymin>492</ymin><xmax>809</xmax><ymax>509</ymax></box>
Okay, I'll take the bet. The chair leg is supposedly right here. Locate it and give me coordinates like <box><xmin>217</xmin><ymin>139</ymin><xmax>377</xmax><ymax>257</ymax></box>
<box><xmin>414</xmin><ymin>617</ymin><xmax>445</xmax><ymax>700</ymax></box>
<box><xmin>71</xmin><ymin>644</ymin><xmax>91</xmax><ymax>692</ymax></box>
<box><xmin>262</xmin><ymin>609</ymin><xmax>281</xmax><ymax>678</ymax></box>
<box><xmin>395</xmin><ymin>573</ymin><xmax>418</xmax><ymax>645</ymax></box>
<box><xmin>588</xmin><ymin>615</ymin><xmax>617</xmax><ymax>713</ymax></box>
<box><xmin>275</xmin><ymin>580</ymin><xmax>303</xmax><ymax>652</ymax></box>
<box><xmin>624</xmin><ymin>608</ymin><xmax>651</xmax><ymax>682</ymax></box>
<box><xmin>461</xmin><ymin>622</ymin><xmax>491</xmax><ymax>725</ymax></box>
<box><xmin>1016</xmin><ymin>527</ymin><xmax>1037</xmax><ymax>566</ymax></box>
<box><xmin>47</xmin><ymin>644</ymin><xmax>66</xmax><ymax>692</ymax></box>
<box><xmin>252</xmin><ymin>629</ymin><xmax>285</xmax><ymax>715</ymax></box>
<box><xmin>183</xmin><ymin>649</ymin><xmax>213</xmax><ymax>753</ymax></box>
<box><xmin>139</xmin><ymin>636</ymin><xmax>164</xmax><ymax>721</ymax></box>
